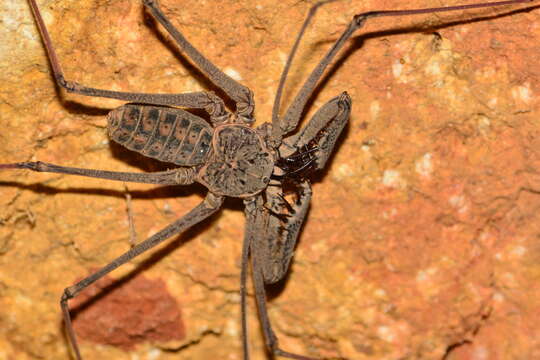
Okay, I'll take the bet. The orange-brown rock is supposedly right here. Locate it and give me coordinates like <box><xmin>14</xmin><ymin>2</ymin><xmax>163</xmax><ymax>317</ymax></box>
<box><xmin>1</xmin><ymin>1</ymin><xmax>539</xmax><ymax>359</ymax></box>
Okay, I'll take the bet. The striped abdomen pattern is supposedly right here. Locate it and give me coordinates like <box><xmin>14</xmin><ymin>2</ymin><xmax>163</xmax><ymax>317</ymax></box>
<box><xmin>108</xmin><ymin>104</ymin><xmax>213</xmax><ymax>166</ymax></box>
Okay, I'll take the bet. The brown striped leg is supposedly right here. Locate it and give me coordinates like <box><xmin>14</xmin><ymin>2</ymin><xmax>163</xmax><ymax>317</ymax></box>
<box><xmin>241</xmin><ymin>198</ymin><xmax>258</xmax><ymax>360</ymax></box>
<box><xmin>27</xmin><ymin>0</ymin><xmax>227</xmax><ymax>122</ymax></box>
<box><xmin>0</xmin><ymin>162</ymin><xmax>196</xmax><ymax>185</ymax></box>
<box><xmin>142</xmin><ymin>0</ymin><xmax>255</xmax><ymax>123</ymax></box>
<box><xmin>251</xmin><ymin>254</ymin><xmax>317</xmax><ymax>360</ymax></box>
<box><xmin>61</xmin><ymin>193</ymin><xmax>223</xmax><ymax>360</ymax></box>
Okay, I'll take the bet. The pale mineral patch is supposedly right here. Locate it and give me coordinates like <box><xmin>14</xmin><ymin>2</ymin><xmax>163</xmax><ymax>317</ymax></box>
<box><xmin>377</xmin><ymin>325</ymin><xmax>397</xmax><ymax>343</ymax></box>
<box><xmin>370</xmin><ymin>100</ymin><xmax>381</xmax><ymax>120</ymax></box>
<box><xmin>415</xmin><ymin>153</ymin><xmax>433</xmax><ymax>179</ymax></box>
<box><xmin>511</xmin><ymin>83</ymin><xmax>533</xmax><ymax>104</ymax></box>
<box><xmin>374</xmin><ymin>288</ymin><xmax>387</xmax><ymax>298</ymax></box>
<box><xmin>449</xmin><ymin>194</ymin><xmax>468</xmax><ymax>214</ymax></box>
<box><xmin>477</xmin><ymin>66</ymin><xmax>497</xmax><ymax>78</ymax></box>
<box><xmin>146</xmin><ymin>348</ymin><xmax>162</xmax><ymax>360</ymax></box>
<box><xmin>225</xmin><ymin>318</ymin><xmax>239</xmax><ymax>337</ymax></box>
<box><xmin>493</xmin><ymin>292</ymin><xmax>505</xmax><ymax>303</ymax></box>
<box><xmin>472</xmin><ymin>345</ymin><xmax>489</xmax><ymax>360</ymax></box>
<box><xmin>277</xmin><ymin>51</ymin><xmax>287</xmax><ymax>65</ymax></box>
<box><xmin>147</xmin><ymin>226</ymin><xmax>161</xmax><ymax>238</ymax></box>
<box><xmin>227</xmin><ymin>292</ymin><xmax>241</xmax><ymax>303</ymax></box>
<box><xmin>334</xmin><ymin>163</ymin><xmax>354</xmax><ymax>180</ymax></box>
<box><xmin>3</xmin><ymin>2</ymin><xmax>40</xmax><ymax>40</ymax></box>
<box><xmin>416</xmin><ymin>268</ymin><xmax>436</xmax><ymax>283</ymax></box>
<box><xmin>392</xmin><ymin>60</ymin><xmax>403</xmax><ymax>79</ymax></box>
<box><xmin>425</xmin><ymin>59</ymin><xmax>441</xmax><ymax>76</ymax></box>
<box><xmin>196</xmin><ymin>324</ymin><xmax>210</xmax><ymax>333</ymax></box>
<box><xmin>1</xmin><ymin>1</ymin><xmax>41</xmax><ymax>64</ymax></box>
<box><xmin>224</xmin><ymin>67</ymin><xmax>243</xmax><ymax>81</ymax></box>
<box><xmin>15</xmin><ymin>294</ymin><xmax>32</xmax><ymax>306</ymax></box>
<box><xmin>184</xmin><ymin>77</ymin><xmax>204</xmax><ymax>92</ymax></box>
<box><xmin>416</xmin><ymin>267</ymin><xmax>440</xmax><ymax>297</ymax></box>
<box><xmin>163</xmin><ymin>202</ymin><xmax>171</xmax><ymax>213</ymax></box>
<box><xmin>509</xmin><ymin>245</ymin><xmax>526</xmax><ymax>259</ymax></box>
<box><xmin>477</xmin><ymin>115</ymin><xmax>491</xmax><ymax>136</ymax></box>
<box><xmin>382</xmin><ymin>207</ymin><xmax>397</xmax><ymax>220</ymax></box>
<box><xmin>500</xmin><ymin>272</ymin><xmax>517</xmax><ymax>287</ymax></box>
<box><xmin>382</xmin><ymin>169</ymin><xmax>406</xmax><ymax>189</ymax></box>
<box><xmin>310</xmin><ymin>239</ymin><xmax>329</xmax><ymax>254</ymax></box>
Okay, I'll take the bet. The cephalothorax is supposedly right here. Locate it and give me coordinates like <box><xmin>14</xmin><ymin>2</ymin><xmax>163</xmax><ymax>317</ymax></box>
<box><xmin>107</xmin><ymin>104</ymin><xmax>277</xmax><ymax>197</ymax></box>
<box><xmin>1</xmin><ymin>0</ymin><xmax>533</xmax><ymax>359</ymax></box>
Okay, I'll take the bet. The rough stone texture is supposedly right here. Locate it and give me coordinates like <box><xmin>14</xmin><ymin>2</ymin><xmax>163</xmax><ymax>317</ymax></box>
<box><xmin>1</xmin><ymin>1</ymin><xmax>539</xmax><ymax>360</ymax></box>
<box><xmin>71</xmin><ymin>273</ymin><xmax>185</xmax><ymax>350</ymax></box>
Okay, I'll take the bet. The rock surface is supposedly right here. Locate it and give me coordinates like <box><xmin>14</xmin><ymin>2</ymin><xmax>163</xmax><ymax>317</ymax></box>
<box><xmin>1</xmin><ymin>0</ymin><xmax>539</xmax><ymax>359</ymax></box>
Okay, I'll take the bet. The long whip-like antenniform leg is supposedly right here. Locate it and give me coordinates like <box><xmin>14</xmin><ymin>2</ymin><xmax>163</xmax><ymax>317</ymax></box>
<box><xmin>0</xmin><ymin>162</ymin><xmax>196</xmax><ymax>185</ymax></box>
<box><xmin>271</xmin><ymin>0</ymin><xmax>535</xmax><ymax>142</ymax></box>
<box><xmin>271</xmin><ymin>0</ymin><xmax>338</xmax><ymax>139</ymax></box>
<box><xmin>61</xmin><ymin>193</ymin><xmax>223</xmax><ymax>360</ymax></box>
<box><xmin>27</xmin><ymin>0</ymin><xmax>227</xmax><ymax>121</ymax></box>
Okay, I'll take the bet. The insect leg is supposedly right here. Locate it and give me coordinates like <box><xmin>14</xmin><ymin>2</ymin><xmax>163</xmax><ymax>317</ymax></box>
<box><xmin>142</xmin><ymin>0</ymin><xmax>255</xmax><ymax>123</ymax></box>
<box><xmin>0</xmin><ymin>162</ymin><xmax>196</xmax><ymax>185</ymax></box>
<box><xmin>272</xmin><ymin>0</ymin><xmax>534</xmax><ymax>141</ymax></box>
<box><xmin>61</xmin><ymin>192</ymin><xmax>223</xmax><ymax>360</ymax></box>
<box><xmin>27</xmin><ymin>0</ymin><xmax>227</xmax><ymax>121</ymax></box>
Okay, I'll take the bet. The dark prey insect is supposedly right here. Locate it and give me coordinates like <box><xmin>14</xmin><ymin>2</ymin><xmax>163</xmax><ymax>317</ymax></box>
<box><xmin>1</xmin><ymin>0</ymin><xmax>534</xmax><ymax>359</ymax></box>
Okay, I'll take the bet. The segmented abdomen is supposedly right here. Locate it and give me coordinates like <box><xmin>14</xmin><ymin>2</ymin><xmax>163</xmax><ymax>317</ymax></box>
<box><xmin>107</xmin><ymin>104</ymin><xmax>213</xmax><ymax>166</ymax></box>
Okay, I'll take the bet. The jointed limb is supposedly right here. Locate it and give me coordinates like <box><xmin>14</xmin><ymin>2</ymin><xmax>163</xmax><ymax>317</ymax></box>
<box><xmin>142</xmin><ymin>0</ymin><xmax>255</xmax><ymax>120</ymax></box>
<box><xmin>271</xmin><ymin>0</ymin><xmax>338</xmax><ymax>142</ymax></box>
<box><xmin>273</xmin><ymin>0</ymin><xmax>534</xmax><ymax>141</ymax></box>
<box><xmin>28</xmin><ymin>0</ymin><xmax>228</xmax><ymax>121</ymax></box>
<box><xmin>61</xmin><ymin>192</ymin><xmax>223</xmax><ymax>360</ymax></box>
<box><xmin>280</xmin><ymin>92</ymin><xmax>351</xmax><ymax>172</ymax></box>
<box><xmin>254</xmin><ymin>182</ymin><xmax>312</xmax><ymax>284</ymax></box>
<box><xmin>241</xmin><ymin>197</ymin><xmax>259</xmax><ymax>360</ymax></box>
<box><xmin>251</xmin><ymin>251</ymin><xmax>316</xmax><ymax>360</ymax></box>
<box><xmin>247</xmin><ymin>185</ymin><xmax>315</xmax><ymax>360</ymax></box>
<box><xmin>0</xmin><ymin>162</ymin><xmax>197</xmax><ymax>185</ymax></box>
